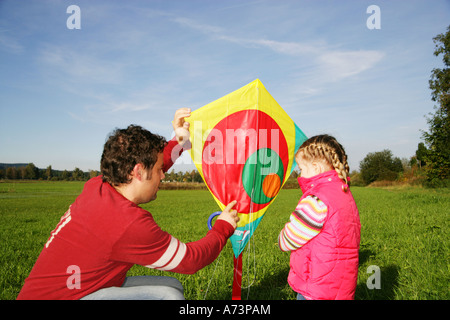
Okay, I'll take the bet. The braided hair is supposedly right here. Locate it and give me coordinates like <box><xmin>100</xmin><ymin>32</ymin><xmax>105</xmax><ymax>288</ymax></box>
<box><xmin>297</xmin><ymin>135</ymin><xmax>350</xmax><ymax>187</ymax></box>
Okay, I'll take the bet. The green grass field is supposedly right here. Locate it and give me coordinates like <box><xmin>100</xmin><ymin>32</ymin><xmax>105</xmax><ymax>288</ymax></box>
<box><xmin>0</xmin><ymin>181</ymin><xmax>448</xmax><ymax>300</ymax></box>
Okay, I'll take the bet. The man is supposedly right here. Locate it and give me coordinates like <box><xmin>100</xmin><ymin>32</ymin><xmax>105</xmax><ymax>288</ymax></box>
<box><xmin>17</xmin><ymin>108</ymin><xmax>239</xmax><ymax>300</ymax></box>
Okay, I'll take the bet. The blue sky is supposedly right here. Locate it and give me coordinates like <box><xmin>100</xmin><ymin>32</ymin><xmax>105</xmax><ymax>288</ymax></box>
<box><xmin>1</xmin><ymin>0</ymin><xmax>449</xmax><ymax>173</ymax></box>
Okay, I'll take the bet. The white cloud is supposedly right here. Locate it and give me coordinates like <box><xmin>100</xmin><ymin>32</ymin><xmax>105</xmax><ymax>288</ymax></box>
<box><xmin>0</xmin><ymin>30</ymin><xmax>24</xmax><ymax>54</ymax></box>
<box><xmin>110</xmin><ymin>102</ymin><xmax>153</xmax><ymax>113</ymax></box>
<box><xmin>171</xmin><ymin>17</ymin><xmax>224</xmax><ymax>34</ymax></box>
<box><xmin>216</xmin><ymin>35</ymin><xmax>321</xmax><ymax>56</ymax></box>
<box><xmin>318</xmin><ymin>50</ymin><xmax>385</xmax><ymax>81</ymax></box>
<box><xmin>38</xmin><ymin>45</ymin><xmax>124</xmax><ymax>84</ymax></box>
<box><xmin>170</xmin><ymin>15</ymin><xmax>384</xmax><ymax>83</ymax></box>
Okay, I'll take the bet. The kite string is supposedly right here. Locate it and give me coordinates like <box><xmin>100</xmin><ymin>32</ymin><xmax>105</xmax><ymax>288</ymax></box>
<box><xmin>237</xmin><ymin>85</ymin><xmax>260</xmax><ymax>297</ymax></box>
<box><xmin>242</xmin><ymin>225</ymin><xmax>257</xmax><ymax>299</ymax></box>
<box><xmin>203</xmin><ymin>248</ymin><xmax>222</xmax><ymax>300</ymax></box>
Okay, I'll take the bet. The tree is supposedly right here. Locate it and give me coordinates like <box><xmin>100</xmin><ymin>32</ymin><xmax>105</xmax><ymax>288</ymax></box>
<box><xmin>46</xmin><ymin>165</ymin><xmax>53</xmax><ymax>181</ymax></box>
<box><xmin>6</xmin><ymin>167</ymin><xmax>17</xmax><ymax>180</ymax></box>
<box><xmin>89</xmin><ymin>170</ymin><xmax>99</xmax><ymax>179</ymax></box>
<box><xmin>72</xmin><ymin>167</ymin><xmax>84</xmax><ymax>181</ymax></box>
<box><xmin>25</xmin><ymin>163</ymin><xmax>39</xmax><ymax>180</ymax></box>
<box><xmin>61</xmin><ymin>170</ymin><xmax>71</xmax><ymax>181</ymax></box>
<box><xmin>423</xmin><ymin>25</ymin><xmax>450</xmax><ymax>184</ymax></box>
<box><xmin>359</xmin><ymin>149</ymin><xmax>403</xmax><ymax>185</ymax></box>
<box><xmin>415</xmin><ymin>142</ymin><xmax>428</xmax><ymax>169</ymax></box>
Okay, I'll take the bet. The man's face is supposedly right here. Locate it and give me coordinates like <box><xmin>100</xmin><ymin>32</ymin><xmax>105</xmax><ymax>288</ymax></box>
<box><xmin>137</xmin><ymin>152</ymin><xmax>165</xmax><ymax>204</ymax></box>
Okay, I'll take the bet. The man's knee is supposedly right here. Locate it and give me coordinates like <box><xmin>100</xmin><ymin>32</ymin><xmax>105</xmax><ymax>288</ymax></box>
<box><xmin>160</xmin><ymin>286</ymin><xmax>185</xmax><ymax>300</ymax></box>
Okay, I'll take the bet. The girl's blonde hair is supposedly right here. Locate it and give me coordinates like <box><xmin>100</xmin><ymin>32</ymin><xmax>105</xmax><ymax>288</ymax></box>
<box><xmin>297</xmin><ymin>134</ymin><xmax>350</xmax><ymax>186</ymax></box>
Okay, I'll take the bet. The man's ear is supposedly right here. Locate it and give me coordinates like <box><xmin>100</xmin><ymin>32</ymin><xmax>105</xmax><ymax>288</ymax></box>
<box><xmin>130</xmin><ymin>163</ymin><xmax>145</xmax><ymax>181</ymax></box>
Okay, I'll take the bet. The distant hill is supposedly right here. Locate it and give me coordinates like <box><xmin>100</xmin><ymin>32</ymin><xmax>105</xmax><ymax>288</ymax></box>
<box><xmin>0</xmin><ymin>163</ymin><xmax>29</xmax><ymax>170</ymax></box>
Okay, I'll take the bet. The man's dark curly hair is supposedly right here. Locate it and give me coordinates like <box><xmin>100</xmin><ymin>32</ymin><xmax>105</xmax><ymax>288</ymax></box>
<box><xmin>100</xmin><ymin>125</ymin><xmax>167</xmax><ymax>186</ymax></box>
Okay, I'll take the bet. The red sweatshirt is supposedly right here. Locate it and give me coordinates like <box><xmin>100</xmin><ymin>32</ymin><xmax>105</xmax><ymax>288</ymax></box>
<box><xmin>17</xmin><ymin>139</ymin><xmax>233</xmax><ymax>300</ymax></box>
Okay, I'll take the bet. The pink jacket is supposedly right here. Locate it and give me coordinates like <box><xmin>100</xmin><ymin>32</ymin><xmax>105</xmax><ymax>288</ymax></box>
<box><xmin>288</xmin><ymin>170</ymin><xmax>361</xmax><ymax>300</ymax></box>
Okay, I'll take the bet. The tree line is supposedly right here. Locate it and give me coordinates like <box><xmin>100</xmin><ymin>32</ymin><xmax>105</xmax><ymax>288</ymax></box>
<box><xmin>0</xmin><ymin>163</ymin><xmax>205</xmax><ymax>184</ymax></box>
<box><xmin>0</xmin><ymin>163</ymin><xmax>100</xmax><ymax>181</ymax></box>
<box><xmin>164</xmin><ymin>169</ymin><xmax>203</xmax><ymax>183</ymax></box>
<box><xmin>0</xmin><ymin>163</ymin><xmax>203</xmax><ymax>184</ymax></box>
<box><xmin>0</xmin><ymin>145</ymin><xmax>433</xmax><ymax>186</ymax></box>
<box><xmin>351</xmin><ymin>143</ymin><xmax>430</xmax><ymax>187</ymax></box>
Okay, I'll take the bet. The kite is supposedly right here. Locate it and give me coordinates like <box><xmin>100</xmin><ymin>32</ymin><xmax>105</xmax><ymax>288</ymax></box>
<box><xmin>186</xmin><ymin>79</ymin><xmax>307</xmax><ymax>299</ymax></box>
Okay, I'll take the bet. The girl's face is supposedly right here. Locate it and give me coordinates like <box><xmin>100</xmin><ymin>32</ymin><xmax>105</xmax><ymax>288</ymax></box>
<box><xmin>297</xmin><ymin>161</ymin><xmax>317</xmax><ymax>179</ymax></box>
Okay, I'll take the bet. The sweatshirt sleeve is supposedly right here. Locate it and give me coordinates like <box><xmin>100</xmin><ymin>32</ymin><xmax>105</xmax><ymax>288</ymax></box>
<box><xmin>169</xmin><ymin>219</ymin><xmax>233</xmax><ymax>274</ymax></box>
<box><xmin>111</xmin><ymin>212</ymin><xmax>234</xmax><ymax>274</ymax></box>
<box><xmin>163</xmin><ymin>137</ymin><xmax>191</xmax><ymax>173</ymax></box>
<box><xmin>278</xmin><ymin>195</ymin><xmax>328</xmax><ymax>252</ymax></box>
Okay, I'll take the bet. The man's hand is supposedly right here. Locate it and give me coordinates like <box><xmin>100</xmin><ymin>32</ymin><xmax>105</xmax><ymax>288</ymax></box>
<box><xmin>172</xmin><ymin>108</ymin><xmax>191</xmax><ymax>145</ymax></box>
<box><xmin>217</xmin><ymin>200</ymin><xmax>239</xmax><ymax>229</ymax></box>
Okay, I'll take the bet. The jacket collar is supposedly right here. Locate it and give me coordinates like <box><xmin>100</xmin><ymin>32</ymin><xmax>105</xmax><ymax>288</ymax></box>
<box><xmin>297</xmin><ymin>170</ymin><xmax>340</xmax><ymax>194</ymax></box>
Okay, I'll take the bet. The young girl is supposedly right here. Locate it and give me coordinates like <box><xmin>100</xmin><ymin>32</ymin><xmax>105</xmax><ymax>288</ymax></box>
<box><xmin>278</xmin><ymin>135</ymin><xmax>361</xmax><ymax>300</ymax></box>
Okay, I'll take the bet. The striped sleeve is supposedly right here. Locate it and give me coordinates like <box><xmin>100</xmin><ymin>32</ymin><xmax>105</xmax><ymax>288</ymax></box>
<box><xmin>145</xmin><ymin>236</ymin><xmax>187</xmax><ymax>271</ymax></box>
<box><xmin>112</xmin><ymin>212</ymin><xmax>234</xmax><ymax>275</ymax></box>
<box><xmin>278</xmin><ymin>195</ymin><xmax>328</xmax><ymax>252</ymax></box>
